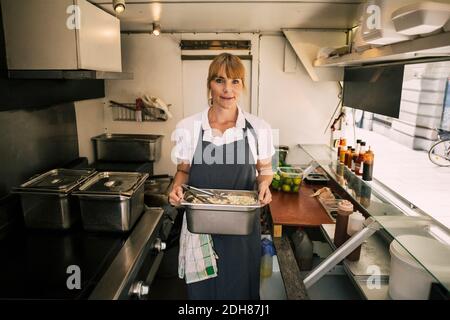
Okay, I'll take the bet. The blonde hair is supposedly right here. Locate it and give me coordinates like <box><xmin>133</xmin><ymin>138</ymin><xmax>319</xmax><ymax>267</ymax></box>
<box><xmin>207</xmin><ymin>53</ymin><xmax>245</xmax><ymax>103</ymax></box>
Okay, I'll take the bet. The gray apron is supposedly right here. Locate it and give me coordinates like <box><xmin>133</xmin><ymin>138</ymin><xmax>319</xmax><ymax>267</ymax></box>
<box><xmin>186</xmin><ymin>118</ymin><xmax>261</xmax><ymax>300</ymax></box>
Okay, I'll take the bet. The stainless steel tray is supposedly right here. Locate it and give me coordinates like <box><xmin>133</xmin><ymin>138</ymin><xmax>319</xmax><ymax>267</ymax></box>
<box><xmin>16</xmin><ymin>169</ymin><xmax>96</xmax><ymax>193</ymax></box>
<box><xmin>75</xmin><ymin>171</ymin><xmax>148</xmax><ymax>196</ymax></box>
<box><xmin>74</xmin><ymin>172</ymin><xmax>149</xmax><ymax>232</ymax></box>
<box><xmin>13</xmin><ymin>169</ymin><xmax>96</xmax><ymax>230</ymax></box>
<box><xmin>181</xmin><ymin>189</ymin><xmax>262</xmax><ymax>235</ymax></box>
<box><xmin>92</xmin><ymin>133</ymin><xmax>163</xmax><ymax>162</ymax></box>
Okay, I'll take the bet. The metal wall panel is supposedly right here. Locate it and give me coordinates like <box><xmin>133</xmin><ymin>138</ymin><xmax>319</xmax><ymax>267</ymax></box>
<box><xmin>0</xmin><ymin>103</ymin><xmax>79</xmax><ymax>198</ymax></box>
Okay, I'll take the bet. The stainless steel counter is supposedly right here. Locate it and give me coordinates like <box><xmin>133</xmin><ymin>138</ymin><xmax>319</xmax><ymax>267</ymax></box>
<box><xmin>89</xmin><ymin>207</ymin><xmax>164</xmax><ymax>300</ymax></box>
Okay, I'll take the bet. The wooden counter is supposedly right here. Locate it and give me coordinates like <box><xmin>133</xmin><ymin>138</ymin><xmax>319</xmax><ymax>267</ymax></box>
<box><xmin>269</xmin><ymin>183</ymin><xmax>334</xmax><ymax>236</ymax></box>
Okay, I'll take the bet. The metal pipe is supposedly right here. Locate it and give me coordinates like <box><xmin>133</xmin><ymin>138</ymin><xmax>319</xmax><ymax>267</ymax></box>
<box><xmin>303</xmin><ymin>218</ymin><xmax>381</xmax><ymax>289</ymax></box>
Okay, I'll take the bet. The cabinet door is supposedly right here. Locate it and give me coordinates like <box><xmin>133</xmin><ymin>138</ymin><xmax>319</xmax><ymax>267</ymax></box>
<box><xmin>1</xmin><ymin>0</ymin><xmax>78</xmax><ymax>70</ymax></box>
<box><xmin>76</xmin><ymin>0</ymin><xmax>122</xmax><ymax>72</ymax></box>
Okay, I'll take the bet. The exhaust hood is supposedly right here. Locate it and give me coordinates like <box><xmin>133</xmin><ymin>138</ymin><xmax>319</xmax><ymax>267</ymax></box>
<box><xmin>6</xmin><ymin>70</ymin><xmax>133</xmax><ymax>80</ymax></box>
<box><xmin>0</xmin><ymin>0</ymin><xmax>132</xmax><ymax>80</ymax></box>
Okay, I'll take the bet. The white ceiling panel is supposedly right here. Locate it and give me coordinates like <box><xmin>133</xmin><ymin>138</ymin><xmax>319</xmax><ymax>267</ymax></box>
<box><xmin>88</xmin><ymin>1</ymin><xmax>362</xmax><ymax>32</ymax></box>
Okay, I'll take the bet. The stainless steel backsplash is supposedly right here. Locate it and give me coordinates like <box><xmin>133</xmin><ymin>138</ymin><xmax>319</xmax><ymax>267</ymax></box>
<box><xmin>0</xmin><ymin>103</ymin><xmax>79</xmax><ymax>199</ymax></box>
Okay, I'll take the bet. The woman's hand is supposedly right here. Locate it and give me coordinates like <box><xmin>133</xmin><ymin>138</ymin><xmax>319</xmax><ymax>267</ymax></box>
<box><xmin>258</xmin><ymin>181</ymin><xmax>272</xmax><ymax>206</ymax></box>
<box><xmin>169</xmin><ymin>185</ymin><xmax>184</xmax><ymax>206</ymax></box>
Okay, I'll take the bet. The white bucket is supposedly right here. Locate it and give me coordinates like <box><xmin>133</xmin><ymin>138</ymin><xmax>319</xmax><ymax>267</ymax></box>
<box><xmin>389</xmin><ymin>235</ymin><xmax>434</xmax><ymax>300</ymax></box>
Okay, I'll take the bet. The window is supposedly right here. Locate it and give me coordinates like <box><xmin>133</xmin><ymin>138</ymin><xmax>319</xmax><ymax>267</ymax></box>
<box><xmin>342</xmin><ymin>61</ymin><xmax>450</xmax><ymax>229</ymax></box>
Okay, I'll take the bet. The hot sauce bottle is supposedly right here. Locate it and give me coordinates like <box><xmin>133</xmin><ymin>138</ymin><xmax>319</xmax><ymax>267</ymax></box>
<box><xmin>339</xmin><ymin>147</ymin><xmax>347</xmax><ymax>163</ymax></box>
<box><xmin>355</xmin><ymin>142</ymin><xmax>366</xmax><ymax>176</ymax></box>
<box><xmin>347</xmin><ymin>148</ymin><xmax>355</xmax><ymax>168</ymax></box>
<box><xmin>352</xmin><ymin>140</ymin><xmax>361</xmax><ymax>172</ymax></box>
<box><xmin>344</xmin><ymin>146</ymin><xmax>352</xmax><ymax>167</ymax></box>
<box><xmin>338</xmin><ymin>138</ymin><xmax>347</xmax><ymax>161</ymax></box>
<box><xmin>363</xmin><ymin>147</ymin><xmax>374</xmax><ymax>181</ymax></box>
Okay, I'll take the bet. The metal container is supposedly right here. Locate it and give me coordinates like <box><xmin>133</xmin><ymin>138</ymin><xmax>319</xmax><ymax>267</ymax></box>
<box><xmin>13</xmin><ymin>169</ymin><xmax>96</xmax><ymax>229</ymax></box>
<box><xmin>74</xmin><ymin>172</ymin><xmax>149</xmax><ymax>232</ymax></box>
<box><xmin>181</xmin><ymin>189</ymin><xmax>262</xmax><ymax>235</ymax></box>
<box><xmin>144</xmin><ymin>175</ymin><xmax>173</xmax><ymax>206</ymax></box>
<box><xmin>92</xmin><ymin>134</ymin><xmax>163</xmax><ymax>162</ymax></box>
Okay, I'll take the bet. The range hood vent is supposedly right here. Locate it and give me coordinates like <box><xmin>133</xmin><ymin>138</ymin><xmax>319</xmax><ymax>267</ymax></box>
<box><xmin>7</xmin><ymin>70</ymin><xmax>134</xmax><ymax>80</ymax></box>
<box><xmin>180</xmin><ymin>40</ymin><xmax>251</xmax><ymax>50</ymax></box>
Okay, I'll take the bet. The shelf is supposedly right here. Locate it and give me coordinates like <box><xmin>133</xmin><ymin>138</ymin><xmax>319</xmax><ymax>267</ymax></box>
<box><xmin>110</xmin><ymin>101</ymin><xmax>169</xmax><ymax>122</ymax></box>
<box><xmin>314</xmin><ymin>31</ymin><xmax>450</xmax><ymax>67</ymax></box>
<box><xmin>321</xmin><ymin>224</ymin><xmax>391</xmax><ymax>300</ymax></box>
<box><xmin>299</xmin><ymin>144</ymin><xmax>450</xmax><ymax>294</ymax></box>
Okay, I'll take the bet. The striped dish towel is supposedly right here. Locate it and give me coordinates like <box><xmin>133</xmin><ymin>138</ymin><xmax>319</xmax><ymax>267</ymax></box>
<box><xmin>178</xmin><ymin>214</ymin><xmax>218</xmax><ymax>284</ymax></box>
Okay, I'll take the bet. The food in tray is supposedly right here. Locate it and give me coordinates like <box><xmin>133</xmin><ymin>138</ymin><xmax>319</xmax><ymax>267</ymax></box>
<box><xmin>311</xmin><ymin>187</ymin><xmax>335</xmax><ymax>201</ymax></box>
<box><xmin>189</xmin><ymin>194</ymin><xmax>258</xmax><ymax>206</ymax></box>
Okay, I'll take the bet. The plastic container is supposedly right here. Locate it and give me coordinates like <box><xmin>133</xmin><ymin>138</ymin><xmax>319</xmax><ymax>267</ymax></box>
<box><xmin>347</xmin><ymin>211</ymin><xmax>365</xmax><ymax>235</ymax></box>
<box><xmin>271</xmin><ymin>166</ymin><xmax>303</xmax><ymax>193</ymax></box>
<box><xmin>361</xmin><ymin>0</ymin><xmax>412</xmax><ymax>45</ymax></box>
<box><xmin>291</xmin><ymin>229</ymin><xmax>314</xmax><ymax>271</ymax></box>
<box><xmin>261</xmin><ymin>238</ymin><xmax>276</xmax><ymax>278</ymax></box>
<box><xmin>391</xmin><ymin>1</ymin><xmax>450</xmax><ymax>36</ymax></box>
<box><xmin>272</xmin><ymin>146</ymin><xmax>289</xmax><ymax>172</ymax></box>
<box><xmin>389</xmin><ymin>235</ymin><xmax>435</xmax><ymax>300</ymax></box>
<box><xmin>334</xmin><ymin>200</ymin><xmax>354</xmax><ymax>248</ymax></box>
<box><xmin>346</xmin><ymin>211</ymin><xmax>366</xmax><ymax>261</ymax></box>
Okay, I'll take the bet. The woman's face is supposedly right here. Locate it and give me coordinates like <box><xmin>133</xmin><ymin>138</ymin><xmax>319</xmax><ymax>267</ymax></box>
<box><xmin>209</xmin><ymin>70</ymin><xmax>243</xmax><ymax>110</ymax></box>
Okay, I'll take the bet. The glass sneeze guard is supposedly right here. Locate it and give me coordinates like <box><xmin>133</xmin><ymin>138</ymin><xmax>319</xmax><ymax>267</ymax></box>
<box><xmin>300</xmin><ymin>144</ymin><xmax>450</xmax><ymax>292</ymax></box>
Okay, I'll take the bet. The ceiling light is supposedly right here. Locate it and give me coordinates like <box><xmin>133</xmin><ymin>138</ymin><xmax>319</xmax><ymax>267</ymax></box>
<box><xmin>152</xmin><ymin>22</ymin><xmax>161</xmax><ymax>36</ymax></box>
<box><xmin>113</xmin><ymin>0</ymin><xmax>125</xmax><ymax>14</ymax></box>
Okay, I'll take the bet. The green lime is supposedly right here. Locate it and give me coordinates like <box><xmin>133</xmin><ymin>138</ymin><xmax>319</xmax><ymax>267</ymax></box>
<box><xmin>280</xmin><ymin>171</ymin><xmax>289</xmax><ymax>178</ymax></box>
<box><xmin>282</xmin><ymin>184</ymin><xmax>291</xmax><ymax>192</ymax></box>
<box><xmin>293</xmin><ymin>178</ymin><xmax>302</xmax><ymax>185</ymax></box>
<box><xmin>284</xmin><ymin>178</ymin><xmax>293</xmax><ymax>185</ymax></box>
<box><xmin>271</xmin><ymin>180</ymin><xmax>280</xmax><ymax>189</ymax></box>
<box><xmin>293</xmin><ymin>185</ymin><xmax>300</xmax><ymax>193</ymax></box>
<box><xmin>273</xmin><ymin>174</ymin><xmax>281</xmax><ymax>181</ymax></box>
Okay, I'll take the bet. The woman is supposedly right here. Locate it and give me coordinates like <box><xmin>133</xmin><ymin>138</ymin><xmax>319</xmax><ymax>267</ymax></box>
<box><xmin>169</xmin><ymin>53</ymin><xmax>274</xmax><ymax>300</ymax></box>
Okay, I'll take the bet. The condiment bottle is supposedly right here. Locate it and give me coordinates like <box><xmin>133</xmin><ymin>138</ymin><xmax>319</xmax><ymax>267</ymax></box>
<box><xmin>344</xmin><ymin>146</ymin><xmax>352</xmax><ymax>166</ymax></box>
<box><xmin>346</xmin><ymin>211</ymin><xmax>365</xmax><ymax>261</ymax></box>
<box><xmin>360</xmin><ymin>184</ymin><xmax>371</xmax><ymax>208</ymax></box>
<box><xmin>261</xmin><ymin>238</ymin><xmax>276</xmax><ymax>278</ymax></box>
<box><xmin>355</xmin><ymin>142</ymin><xmax>366</xmax><ymax>176</ymax></box>
<box><xmin>352</xmin><ymin>141</ymin><xmax>361</xmax><ymax>172</ymax></box>
<box><xmin>339</xmin><ymin>141</ymin><xmax>347</xmax><ymax>163</ymax></box>
<box><xmin>347</xmin><ymin>148</ymin><xmax>355</xmax><ymax>168</ymax></box>
<box><xmin>363</xmin><ymin>147</ymin><xmax>374</xmax><ymax>181</ymax></box>
<box><xmin>334</xmin><ymin>200</ymin><xmax>354</xmax><ymax>248</ymax></box>
<box><xmin>337</xmin><ymin>138</ymin><xmax>342</xmax><ymax>158</ymax></box>
<box><xmin>337</xmin><ymin>138</ymin><xmax>346</xmax><ymax>160</ymax></box>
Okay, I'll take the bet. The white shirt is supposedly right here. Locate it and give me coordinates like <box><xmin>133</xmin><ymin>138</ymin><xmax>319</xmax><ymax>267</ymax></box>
<box><xmin>172</xmin><ymin>106</ymin><xmax>275</xmax><ymax>165</ymax></box>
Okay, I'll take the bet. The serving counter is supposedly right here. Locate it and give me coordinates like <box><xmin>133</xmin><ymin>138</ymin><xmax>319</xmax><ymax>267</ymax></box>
<box><xmin>266</xmin><ymin>144</ymin><xmax>449</xmax><ymax>300</ymax></box>
<box><xmin>298</xmin><ymin>144</ymin><xmax>450</xmax><ymax>297</ymax></box>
